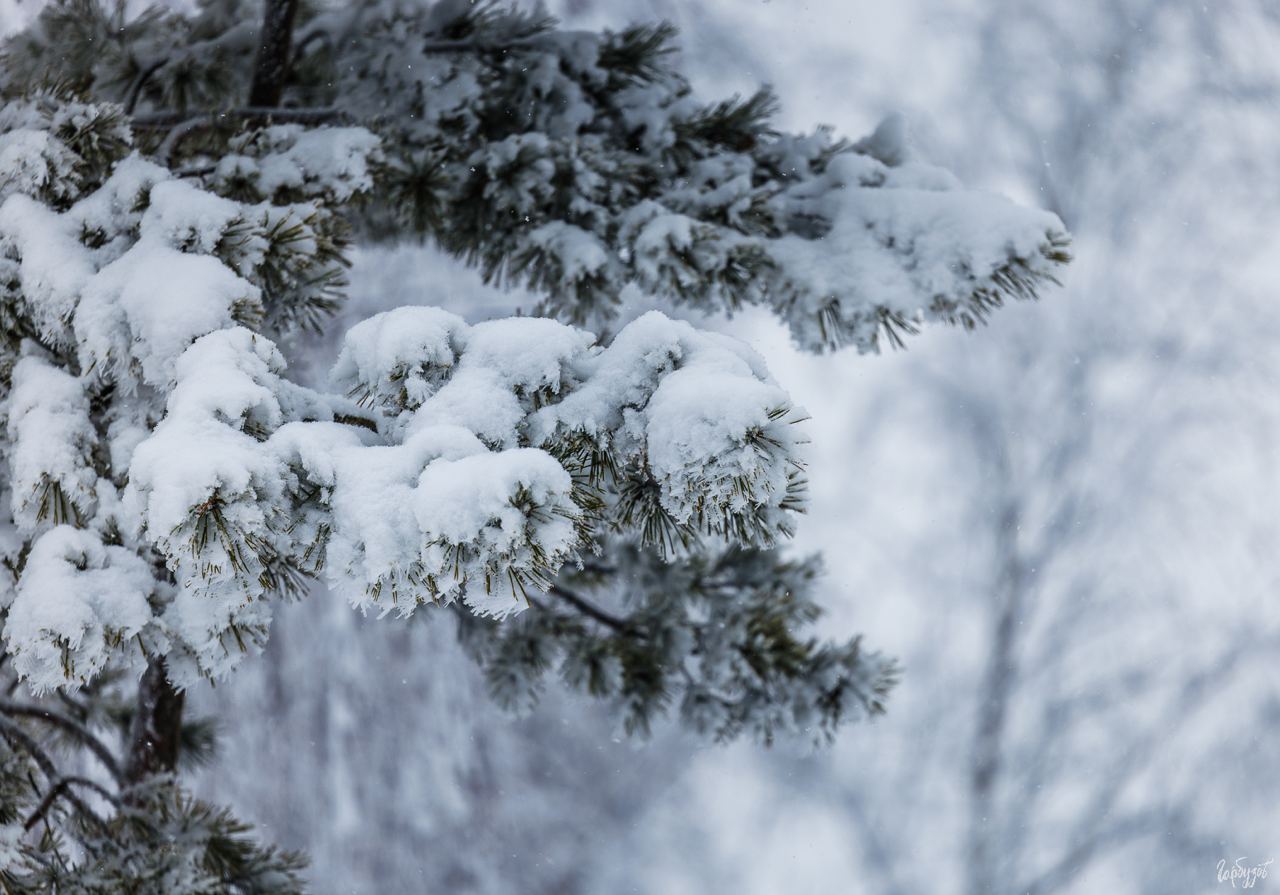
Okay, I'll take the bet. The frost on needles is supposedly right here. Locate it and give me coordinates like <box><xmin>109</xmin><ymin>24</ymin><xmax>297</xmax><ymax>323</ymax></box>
<box><xmin>3</xmin><ymin>0</ymin><xmax>1069</xmax><ymax>351</ymax></box>
<box><xmin>0</xmin><ymin>97</ymin><xmax>811</xmax><ymax>690</ymax></box>
<box><xmin>0</xmin><ymin>1</ymin><xmax>1068</xmax><ymax>890</ymax></box>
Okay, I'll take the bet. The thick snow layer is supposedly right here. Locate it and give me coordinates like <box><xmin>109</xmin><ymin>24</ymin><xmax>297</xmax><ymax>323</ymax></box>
<box><xmin>0</xmin><ymin>116</ymin><xmax>385</xmax><ymax>689</ymax></box>
<box><xmin>3</xmin><ymin>526</ymin><xmax>155</xmax><ymax>693</ymax></box>
<box><xmin>314</xmin><ymin>9</ymin><xmax>1070</xmax><ymax>355</ymax></box>
<box><xmin>770</xmin><ymin>154</ymin><xmax>1065</xmax><ymax>346</ymax></box>
<box><xmin>124</xmin><ymin>305</ymin><xmax>804</xmax><ymax>645</ymax></box>
<box><xmin>331</xmin><ymin>306</ymin><xmax>469</xmax><ymax>411</ymax></box>
<box><xmin>79</xmin><ymin>243</ymin><xmax>259</xmax><ymax>386</ymax></box>
<box><xmin>0</xmin><ymin>194</ymin><xmax>93</xmax><ymax>343</ymax></box>
<box><xmin>0</xmin><ymin>99</ymin><xmax>808</xmax><ymax>695</ymax></box>
<box><xmin>646</xmin><ymin>365</ymin><xmax>790</xmax><ymax>521</ymax></box>
<box><xmin>0</xmin><ymin>129</ymin><xmax>74</xmax><ymax>202</ymax></box>
<box><xmin>530</xmin><ymin>311</ymin><xmax>800</xmax><ymax>528</ymax></box>
<box><xmin>221</xmin><ymin>125</ymin><xmax>382</xmax><ymax>203</ymax></box>
<box><xmin>5</xmin><ymin>355</ymin><xmax>98</xmax><ymax>533</ymax></box>
<box><xmin>128</xmin><ymin>328</ymin><xmax>289</xmax><ymax>541</ymax></box>
<box><xmin>140</xmin><ymin>179</ymin><xmax>242</xmax><ymax>253</ymax></box>
<box><xmin>69</xmin><ymin>154</ymin><xmax>170</xmax><ymax>249</ymax></box>
<box><xmin>416</xmin><ymin>448</ymin><xmax>578</xmax><ymax>618</ymax></box>
<box><xmin>405</xmin><ymin>316</ymin><xmax>593</xmax><ymax>447</ymax></box>
<box><xmin>528</xmin><ymin>221</ymin><xmax>611</xmax><ymax>281</ymax></box>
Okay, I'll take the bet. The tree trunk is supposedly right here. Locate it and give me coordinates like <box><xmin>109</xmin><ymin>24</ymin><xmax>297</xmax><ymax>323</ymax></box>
<box><xmin>966</xmin><ymin>494</ymin><xmax>1026</xmax><ymax>895</ymax></box>
<box><xmin>124</xmin><ymin>657</ymin><xmax>185</xmax><ymax>786</ymax></box>
<box><xmin>124</xmin><ymin>0</ymin><xmax>300</xmax><ymax>799</ymax></box>
<box><xmin>125</xmin><ymin>0</ymin><xmax>304</xmax><ymax>796</ymax></box>
<box><xmin>249</xmin><ymin>0</ymin><xmax>301</xmax><ymax>108</ymax></box>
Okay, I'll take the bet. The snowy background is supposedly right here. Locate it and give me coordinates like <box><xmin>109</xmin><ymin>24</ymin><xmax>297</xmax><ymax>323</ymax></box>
<box><xmin>6</xmin><ymin>0</ymin><xmax>1277</xmax><ymax>891</ymax></box>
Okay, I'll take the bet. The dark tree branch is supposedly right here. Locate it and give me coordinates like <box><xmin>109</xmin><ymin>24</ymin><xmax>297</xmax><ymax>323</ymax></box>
<box><xmin>54</xmin><ymin>690</ymin><xmax>89</xmax><ymax>720</ymax></box>
<box><xmin>124</xmin><ymin>57</ymin><xmax>169</xmax><ymax>114</ymax></box>
<box><xmin>416</xmin><ymin>36</ymin><xmax>544</xmax><ymax>54</ymax></box>
<box><xmin>292</xmin><ymin>26</ymin><xmax>331</xmax><ymax>59</ymax></box>
<box><xmin>157</xmin><ymin>116</ymin><xmax>213</xmax><ymax>164</ymax></box>
<box><xmin>0</xmin><ymin>716</ymin><xmax>108</xmax><ymax>831</ymax></box>
<box><xmin>547</xmin><ymin>583</ymin><xmax>633</xmax><ymax>633</ymax></box>
<box><xmin>24</xmin><ymin>775</ymin><xmax>120</xmax><ymax>832</ymax></box>
<box><xmin>249</xmin><ymin>0</ymin><xmax>301</xmax><ymax>108</ymax></box>
<box><xmin>0</xmin><ymin>714</ymin><xmax>60</xmax><ymax>780</ymax></box>
<box><xmin>332</xmin><ymin>413</ymin><xmax>379</xmax><ymax>433</ymax></box>
<box><xmin>132</xmin><ymin>107</ymin><xmax>343</xmax><ymax>129</ymax></box>
<box><xmin>124</xmin><ymin>658</ymin><xmax>185</xmax><ymax>789</ymax></box>
<box><xmin>138</xmin><ymin>107</ymin><xmax>343</xmax><ymax>164</ymax></box>
<box><xmin>176</xmin><ymin>164</ymin><xmax>217</xmax><ymax>179</ymax></box>
<box><xmin>0</xmin><ymin>700</ymin><xmax>123</xmax><ymax>783</ymax></box>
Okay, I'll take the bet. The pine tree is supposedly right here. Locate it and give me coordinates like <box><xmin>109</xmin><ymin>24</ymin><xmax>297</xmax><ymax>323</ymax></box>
<box><xmin>0</xmin><ymin>1</ymin><xmax>1068</xmax><ymax>890</ymax></box>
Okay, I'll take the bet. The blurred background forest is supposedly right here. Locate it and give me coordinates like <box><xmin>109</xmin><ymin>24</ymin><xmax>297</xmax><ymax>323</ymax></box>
<box><xmin>6</xmin><ymin>0</ymin><xmax>1278</xmax><ymax>892</ymax></box>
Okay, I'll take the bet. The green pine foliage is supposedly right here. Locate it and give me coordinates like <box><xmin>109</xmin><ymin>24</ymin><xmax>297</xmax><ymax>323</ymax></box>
<box><xmin>0</xmin><ymin>662</ymin><xmax>302</xmax><ymax>893</ymax></box>
<box><xmin>458</xmin><ymin>538</ymin><xmax>898</xmax><ymax>745</ymax></box>
<box><xmin>0</xmin><ymin>89</ymin><xmax>330</xmax><ymax>892</ymax></box>
<box><xmin>0</xmin><ymin>1</ymin><xmax>1070</xmax><ymax>891</ymax></box>
<box><xmin>2</xmin><ymin>0</ymin><xmax>1069</xmax><ymax>352</ymax></box>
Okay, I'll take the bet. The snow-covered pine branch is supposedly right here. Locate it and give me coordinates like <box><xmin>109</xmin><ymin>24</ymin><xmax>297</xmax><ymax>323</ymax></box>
<box><xmin>459</xmin><ymin>536</ymin><xmax>899</xmax><ymax>745</ymax></box>
<box><xmin>0</xmin><ymin>3</ymin><xmax>1074</xmax><ymax>888</ymax></box>
<box><xmin>4</xmin><ymin>0</ymin><xmax>1070</xmax><ymax>353</ymax></box>
<box><xmin>0</xmin><ymin>99</ymin><xmax>805</xmax><ymax>698</ymax></box>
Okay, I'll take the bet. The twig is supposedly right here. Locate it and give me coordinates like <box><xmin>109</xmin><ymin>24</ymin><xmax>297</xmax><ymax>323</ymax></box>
<box><xmin>176</xmin><ymin>164</ymin><xmax>217</xmax><ymax>179</ymax></box>
<box><xmin>0</xmin><ymin>700</ymin><xmax>124</xmax><ymax>783</ymax></box>
<box><xmin>332</xmin><ymin>413</ymin><xmax>379</xmax><ymax>433</ymax></box>
<box><xmin>132</xmin><ymin>106</ymin><xmax>343</xmax><ymax>129</ymax></box>
<box><xmin>417</xmin><ymin>35</ymin><xmax>544</xmax><ymax>54</ymax></box>
<box><xmin>157</xmin><ymin>116</ymin><xmax>211</xmax><ymax>164</ymax></box>
<box><xmin>546</xmin><ymin>584</ymin><xmax>633</xmax><ymax>633</ymax></box>
<box><xmin>24</xmin><ymin>775</ymin><xmax>120</xmax><ymax>831</ymax></box>
<box><xmin>0</xmin><ymin>717</ymin><xmax>109</xmax><ymax>831</ymax></box>
<box><xmin>142</xmin><ymin>106</ymin><xmax>343</xmax><ymax>164</ymax></box>
<box><xmin>123</xmin><ymin>57</ymin><xmax>169</xmax><ymax>114</ymax></box>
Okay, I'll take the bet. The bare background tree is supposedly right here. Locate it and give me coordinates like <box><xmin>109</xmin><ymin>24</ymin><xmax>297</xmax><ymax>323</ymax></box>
<box><xmin>531</xmin><ymin>1</ymin><xmax>1280</xmax><ymax>893</ymax></box>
